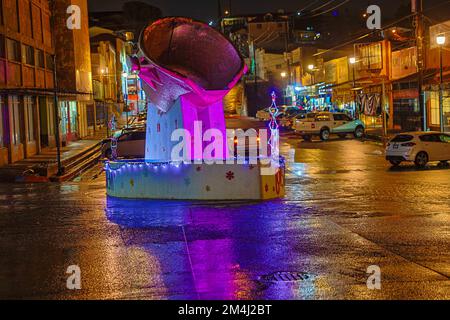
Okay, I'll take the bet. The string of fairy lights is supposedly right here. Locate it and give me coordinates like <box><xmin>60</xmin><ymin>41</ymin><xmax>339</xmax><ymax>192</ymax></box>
<box><xmin>105</xmin><ymin>92</ymin><xmax>282</xmax><ymax>174</ymax></box>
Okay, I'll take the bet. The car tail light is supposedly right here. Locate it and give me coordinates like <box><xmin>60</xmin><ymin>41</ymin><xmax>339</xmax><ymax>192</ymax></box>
<box><xmin>401</xmin><ymin>142</ymin><xmax>416</xmax><ymax>147</ymax></box>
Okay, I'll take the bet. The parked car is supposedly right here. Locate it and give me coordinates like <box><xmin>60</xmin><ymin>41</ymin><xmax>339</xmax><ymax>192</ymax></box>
<box><xmin>279</xmin><ymin>109</ymin><xmax>308</xmax><ymax>128</ymax></box>
<box><xmin>294</xmin><ymin>112</ymin><xmax>365</xmax><ymax>141</ymax></box>
<box><xmin>102</xmin><ymin>129</ymin><xmax>146</xmax><ymax>159</ymax></box>
<box><xmin>386</xmin><ymin>132</ymin><xmax>450</xmax><ymax>167</ymax></box>
<box><xmin>256</xmin><ymin>108</ymin><xmax>271</xmax><ymax>121</ymax></box>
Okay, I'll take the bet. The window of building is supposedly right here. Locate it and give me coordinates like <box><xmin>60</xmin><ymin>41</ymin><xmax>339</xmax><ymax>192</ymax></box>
<box><xmin>36</xmin><ymin>49</ymin><xmax>44</xmax><ymax>68</ymax></box>
<box><xmin>0</xmin><ymin>0</ymin><xmax>4</xmax><ymax>26</ymax></box>
<box><xmin>0</xmin><ymin>35</ymin><xmax>5</xmax><ymax>58</ymax></box>
<box><xmin>46</xmin><ymin>53</ymin><xmax>54</xmax><ymax>70</ymax></box>
<box><xmin>22</xmin><ymin>45</ymin><xmax>34</xmax><ymax>66</ymax></box>
<box><xmin>6</xmin><ymin>38</ymin><xmax>21</xmax><ymax>62</ymax></box>
<box><xmin>356</xmin><ymin>42</ymin><xmax>383</xmax><ymax>70</ymax></box>
<box><xmin>24</xmin><ymin>97</ymin><xmax>35</xmax><ymax>142</ymax></box>
<box><xmin>10</xmin><ymin>96</ymin><xmax>21</xmax><ymax>145</ymax></box>
<box><xmin>0</xmin><ymin>96</ymin><xmax>4</xmax><ymax>148</ymax></box>
<box><xmin>429</xmin><ymin>91</ymin><xmax>440</xmax><ymax>126</ymax></box>
<box><xmin>47</xmin><ymin>99</ymin><xmax>54</xmax><ymax>136</ymax></box>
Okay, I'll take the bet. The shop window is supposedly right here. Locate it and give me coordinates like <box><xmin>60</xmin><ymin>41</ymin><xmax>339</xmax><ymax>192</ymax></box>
<box><xmin>59</xmin><ymin>102</ymin><xmax>68</xmax><ymax>136</ymax></box>
<box><xmin>22</xmin><ymin>45</ymin><xmax>34</xmax><ymax>66</ymax></box>
<box><xmin>6</xmin><ymin>38</ymin><xmax>21</xmax><ymax>62</ymax></box>
<box><xmin>25</xmin><ymin>97</ymin><xmax>35</xmax><ymax>142</ymax></box>
<box><xmin>47</xmin><ymin>99</ymin><xmax>54</xmax><ymax>136</ymax></box>
<box><xmin>429</xmin><ymin>91</ymin><xmax>440</xmax><ymax>126</ymax></box>
<box><xmin>69</xmin><ymin>101</ymin><xmax>78</xmax><ymax>135</ymax></box>
<box><xmin>10</xmin><ymin>96</ymin><xmax>21</xmax><ymax>145</ymax></box>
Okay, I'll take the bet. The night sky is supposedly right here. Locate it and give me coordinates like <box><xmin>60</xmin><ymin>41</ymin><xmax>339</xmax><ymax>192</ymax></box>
<box><xmin>88</xmin><ymin>0</ymin><xmax>450</xmax><ymax>23</ymax></box>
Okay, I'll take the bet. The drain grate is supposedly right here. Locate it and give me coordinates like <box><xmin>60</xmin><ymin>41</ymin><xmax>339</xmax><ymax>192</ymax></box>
<box><xmin>259</xmin><ymin>271</ymin><xmax>311</xmax><ymax>283</ymax></box>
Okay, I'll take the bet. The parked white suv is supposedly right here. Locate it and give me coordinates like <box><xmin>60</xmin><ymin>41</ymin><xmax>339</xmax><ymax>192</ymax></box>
<box><xmin>294</xmin><ymin>112</ymin><xmax>365</xmax><ymax>141</ymax></box>
<box><xmin>386</xmin><ymin>132</ymin><xmax>450</xmax><ymax>167</ymax></box>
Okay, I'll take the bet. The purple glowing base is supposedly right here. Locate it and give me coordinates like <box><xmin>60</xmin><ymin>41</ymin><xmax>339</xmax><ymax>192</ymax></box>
<box><xmin>105</xmin><ymin>159</ymin><xmax>285</xmax><ymax>200</ymax></box>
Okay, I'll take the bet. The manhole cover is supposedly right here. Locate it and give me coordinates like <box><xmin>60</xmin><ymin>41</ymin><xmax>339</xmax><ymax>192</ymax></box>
<box><xmin>259</xmin><ymin>271</ymin><xmax>311</xmax><ymax>283</ymax></box>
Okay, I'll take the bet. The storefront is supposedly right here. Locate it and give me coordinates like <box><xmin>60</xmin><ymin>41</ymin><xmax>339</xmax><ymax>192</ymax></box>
<box><xmin>356</xmin><ymin>83</ymin><xmax>393</xmax><ymax>130</ymax></box>
<box><xmin>38</xmin><ymin>96</ymin><xmax>56</xmax><ymax>149</ymax></box>
<box><xmin>23</xmin><ymin>96</ymin><xmax>37</xmax><ymax>157</ymax></box>
<box><xmin>425</xmin><ymin>83</ymin><xmax>450</xmax><ymax>132</ymax></box>
<box><xmin>8</xmin><ymin>95</ymin><xmax>24</xmax><ymax>163</ymax></box>
<box><xmin>59</xmin><ymin>100</ymin><xmax>79</xmax><ymax>144</ymax></box>
<box><xmin>294</xmin><ymin>85</ymin><xmax>332</xmax><ymax>111</ymax></box>
<box><xmin>392</xmin><ymin>80</ymin><xmax>421</xmax><ymax>132</ymax></box>
<box><xmin>332</xmin><ymin>84</ymin><xmax>358</xmax><ymax>117</ymax></box>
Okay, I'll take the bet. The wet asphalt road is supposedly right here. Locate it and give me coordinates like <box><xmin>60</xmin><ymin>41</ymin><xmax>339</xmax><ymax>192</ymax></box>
<box><xmin>0</xmin><ymin>131</ymin><xmax>449</xmax><ymax>300</ymax></box>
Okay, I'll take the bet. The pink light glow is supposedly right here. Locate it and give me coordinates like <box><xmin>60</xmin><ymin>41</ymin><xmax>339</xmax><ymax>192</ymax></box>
<box><xmin>136</xmin><ymin>17</ymin><xmax>247</xmax><ymax>161</ymax></box>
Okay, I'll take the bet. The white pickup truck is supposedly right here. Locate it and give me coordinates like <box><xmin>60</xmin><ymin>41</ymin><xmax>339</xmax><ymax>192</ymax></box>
<box><xmin>294</xmin><ymin>112</ymin><xmax>365</xmax><ymax>141</ymax></box>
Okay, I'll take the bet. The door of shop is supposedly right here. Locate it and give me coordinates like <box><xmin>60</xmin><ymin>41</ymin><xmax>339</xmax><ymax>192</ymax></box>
<box><xmin>393</xmin><ymin>99</ymin><xmax>422</xmax><ymax>132</ymax></box>
<box><xmin>60</xmin><ymin>101</ymin><xmax>79</xmax><ymax>143</ymax></box>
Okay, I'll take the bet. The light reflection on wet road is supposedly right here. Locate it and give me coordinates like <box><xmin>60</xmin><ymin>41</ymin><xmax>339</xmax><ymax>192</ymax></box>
<box><xmin>0</xmin><ymin>135</ymin><xmax>449</xmax><ymax>299</ymax></box>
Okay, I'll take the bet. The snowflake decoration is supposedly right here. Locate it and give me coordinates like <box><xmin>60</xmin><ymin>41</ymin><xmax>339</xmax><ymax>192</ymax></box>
<box><xmin>226</xmin><ymin>171</ymin><xmax>235</xmax><ymax>180</ymax></box>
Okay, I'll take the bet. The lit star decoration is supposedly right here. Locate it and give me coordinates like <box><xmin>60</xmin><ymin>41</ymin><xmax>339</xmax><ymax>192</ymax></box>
<box><xmin>268</xmin><ymin>91</ymin><xmax>280</xmax><ymax>158</ymax></box>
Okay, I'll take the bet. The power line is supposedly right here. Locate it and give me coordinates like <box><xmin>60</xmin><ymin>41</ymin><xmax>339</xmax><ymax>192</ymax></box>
<box><xmin>313</xmin><ymin>0</ymin><xmax>450</xmax><ymax>56</ymax></box>
<box><xmin>311</xmin><ymin>0</ymin><xmax>339</xmax><ymax>13</ymax></box>
<box><xmin>297</xmin><ymin>0</ymin><xmax>324</xmax><ymax>13</ymax></box>
<box><xmin>307</xmin><ymin>0</ymin><xmax>352</xmax><ymax>18</ymax></box>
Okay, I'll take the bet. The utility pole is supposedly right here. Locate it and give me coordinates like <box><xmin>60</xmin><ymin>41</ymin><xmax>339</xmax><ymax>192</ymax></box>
<box><xmin>413</xmin><ymin>0</ymin><xmax>426</xmax><ymax>130</ymax></box>
<box><xmin>50</xmin><ymin>0</ymin><xmax>63</xmax><ymax>176</ymax></box>
<box><xmin>284</xmin><ymin>20</ymin><xmax>291</xmax><ymax>86</ymax></box>
<box><xmin>382</xmin><ymin>78</ymin><xmax>388</xmax><ymax>136</ymax></box>
<box><xmin>218</xmin><ymin>0</ymin><xmax>223</xmax><ymax>32</ymax></box>
<box><xmin>439</xmin><ymin>42</ymin><xmax>444</xmax><ymax>132</ymax></box>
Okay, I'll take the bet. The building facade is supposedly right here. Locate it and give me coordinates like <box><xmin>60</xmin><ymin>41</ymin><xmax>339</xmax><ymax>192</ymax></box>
<box><xmin>53</xmin><ymin>0</ymin><xmax>93</xmax><ymax>142</ymax></box>
<box><xmin>0</xmin><ymin>0</ymin><xmax>55</xmax><ymax>166</ymax></box>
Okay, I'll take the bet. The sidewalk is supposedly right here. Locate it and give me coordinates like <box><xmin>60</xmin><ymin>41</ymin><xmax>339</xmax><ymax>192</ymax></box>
<box><xmin>0</xmin><ymin>129</ymin><xmax>107</xmax><ymax>183</ymax></box>
<box><xmin>364</xmin><ymin>128</ymin><xmax>401</xmax><ymax>143</ymax></box>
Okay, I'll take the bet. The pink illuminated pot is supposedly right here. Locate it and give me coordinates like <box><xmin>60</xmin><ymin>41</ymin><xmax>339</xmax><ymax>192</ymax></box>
<box><xmin>135</xmin><ymin>17</ymin><xmax>247</xmax><ymax>112</ymax></box>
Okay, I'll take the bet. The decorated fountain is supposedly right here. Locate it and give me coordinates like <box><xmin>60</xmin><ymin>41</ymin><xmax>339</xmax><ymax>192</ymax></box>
<box><xmin>105</xmin><ymin>17</ymin><xmax>285</xmax><ymax>200</ymax></box>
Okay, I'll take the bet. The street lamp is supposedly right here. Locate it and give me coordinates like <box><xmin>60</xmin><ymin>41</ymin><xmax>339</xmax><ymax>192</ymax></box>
<box><xmin>280</xmin><ymin>72</ymin><xmax>288</xmax><ymax>104</ymax></box>
<box><xmin>122</xmin><ymin>72</ymin><xmax>129</xmax><ymax>128</ymax></box>
<box><xmin>437</xmin><ymin>34</ymin><xmax>446</xmax><ymax>132</ymax></box>
<box><xmin>308</xmin><ymin>65</ymin><xmax>316</xmax><ymax>86</ymax></box>
<box><xmin>100</xmin><ymin>69</ymin><xmax>110</xmax><ymax>137</ymax></box>
<box><xmin>349</xmin><ymin>57</ymin><xmax>358</xmax><ymax>118</ymax></box>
